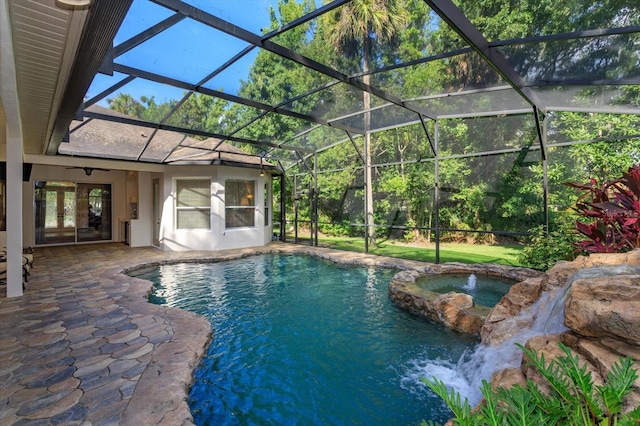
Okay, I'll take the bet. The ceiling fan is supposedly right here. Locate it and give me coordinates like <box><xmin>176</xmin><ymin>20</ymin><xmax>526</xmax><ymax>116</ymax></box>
<box><xmin>66</xmin><ymin>167</ymin><xmax>110</xmax><ymax>176</ymax></box>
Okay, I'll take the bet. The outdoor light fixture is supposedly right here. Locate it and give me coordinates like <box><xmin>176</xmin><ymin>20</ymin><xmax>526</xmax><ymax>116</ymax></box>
<box><xmin>259</xmin><ymin>158</ymin><xmax>265</xmax><ymax>176</ymax></box>
<box><xmin>65</xmin><ymin>167</ymin><xmax>110</xmax><ymax>175</ymax></box>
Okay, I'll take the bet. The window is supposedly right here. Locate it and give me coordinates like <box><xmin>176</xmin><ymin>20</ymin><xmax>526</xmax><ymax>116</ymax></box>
<box><xmin>226</xmin><ymin>180</ymin><xmax>255</xmax><ymax>228</ymax></box>
<box><xmin>176</xmin><ymin>179</ymin><xmax>211</xmax><ymax>229</ymax></box>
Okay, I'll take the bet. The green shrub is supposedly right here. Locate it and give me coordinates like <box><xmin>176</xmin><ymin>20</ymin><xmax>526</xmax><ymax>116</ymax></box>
<box><xmin>422</xmin><ymin>342</ymin><xmax>640</xmax><ymax>426</ymax></box>
<box><xmin>518</xmin><ymin>222</ymin><xmax>579</xmax><ymax>270</ymax></box>
<box><xmin>318</xmin><ymin>222</ymin><xmax>353</xmax><ymax>237</ymax></box>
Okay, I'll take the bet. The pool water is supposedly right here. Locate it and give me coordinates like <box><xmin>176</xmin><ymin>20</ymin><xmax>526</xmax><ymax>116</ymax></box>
<box><xmin>138</xmin><ymin>254</ymin><xmax>477</xmax><ymax>425</ymax></box>
<box><xmin>417</xmin><ymin>274</ymin><xmax>514</xmax><ymax>307</ymax></box>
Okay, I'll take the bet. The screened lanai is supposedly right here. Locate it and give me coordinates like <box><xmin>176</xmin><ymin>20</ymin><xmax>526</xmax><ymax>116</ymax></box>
<box><xmin>49</xmin><ymin>0</ymin><xmax>640</xmax><ymax>259</ymax></box>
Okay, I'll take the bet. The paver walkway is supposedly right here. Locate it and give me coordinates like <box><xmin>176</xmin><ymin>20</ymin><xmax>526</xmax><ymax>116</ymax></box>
<box><xmin>0</xmin><ymin>242</ymin><xmax>431</xmax><ymax>425</ymax></box>
<box><xmin>0</xmin><ymin>243</ymin><xmax>234</xmax><ymax>425</ymax></box>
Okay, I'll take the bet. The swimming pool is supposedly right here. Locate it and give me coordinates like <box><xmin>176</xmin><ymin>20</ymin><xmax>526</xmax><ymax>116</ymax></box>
<box><xmin>137</xmin><ymin>254</ymin><xmax>477</xmax><ymax>425</ymax></box>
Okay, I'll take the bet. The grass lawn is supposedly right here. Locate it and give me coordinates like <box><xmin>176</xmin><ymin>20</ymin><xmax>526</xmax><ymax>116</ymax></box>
<box><xmin>289</xmin><ymin>235</ymin><xmax>524</xmax><ymax>266</ymax></box>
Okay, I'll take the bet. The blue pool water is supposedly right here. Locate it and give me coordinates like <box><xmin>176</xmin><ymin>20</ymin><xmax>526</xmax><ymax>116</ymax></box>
<box><xmin>137</xmin><ymin>254</ymin><xmax>478</xmax><ymax>425</ymax></box>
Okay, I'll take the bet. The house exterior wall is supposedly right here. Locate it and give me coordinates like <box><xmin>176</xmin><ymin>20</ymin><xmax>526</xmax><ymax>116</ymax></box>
<box><xmin>22</xmin><ymin>164</ymin><xmax>128</xmax><ymax>246</ymax></box>
<box><xmin>159</xmin><ymin>165</ymin><xmax>272</xmax><ymax>251</ymax></box>
<box><xmin>128</xmin><ymin>171</ymin><xmax>153</xmax><ymax>248</ymax></box>
<box><xmin>15</xmin><ymin>164</ymin><xmax>273</xmax><ymax>251</ymax></box>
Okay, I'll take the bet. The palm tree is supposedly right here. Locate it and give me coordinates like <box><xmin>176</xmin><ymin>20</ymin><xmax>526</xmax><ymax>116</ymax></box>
<box><xmin>323</xmin><ymin>0</ymin><xmax>407</xmax><ymax>248</ymax></box>
<box><xmin>107</xmin><ymin>93</ymin><xmax>145</xmax><ymax>118</ymax></box>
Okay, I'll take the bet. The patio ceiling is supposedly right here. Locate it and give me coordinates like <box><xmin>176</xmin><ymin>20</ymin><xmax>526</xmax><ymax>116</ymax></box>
<box><xmin>2</xmin><ymin>0</ymin><xmax>132</xmax><ymax>157</ymax></box>
<box><xmin>4</xmin><ymin>0</ymin><xmax>640</xmax><ymax>170</ymax></box>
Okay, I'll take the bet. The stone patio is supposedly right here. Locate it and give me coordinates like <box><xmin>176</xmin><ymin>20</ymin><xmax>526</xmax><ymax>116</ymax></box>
<box><xmin>0</xmin><ymin>242</ymin><xmax>431</xmax><ymax>425</ymax></box>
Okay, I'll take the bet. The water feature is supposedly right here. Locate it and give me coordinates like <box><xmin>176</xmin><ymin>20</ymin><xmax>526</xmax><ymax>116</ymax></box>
<box><xmin>388</xmin><ymin>263</ymin><xmax>640</xmax><ymax>409</ymax></box>
<box><xmin>416</xmin><ymin>273</ymin><xmax>513</xmax><ymax>307</ymax></box>
<box><xmin>135</xmin><ymin>254</ymin><xmax>477</xmax><ymax>425</ymax></box>
<box><xmin>464</xmin><ymin>273</ymin><xmax>477</xmax><ymax>291</ymax></box>
<box><xmin>404</xmin><ymin>275</ymin><xmax>571</xmax><ymax>406</ymax></box>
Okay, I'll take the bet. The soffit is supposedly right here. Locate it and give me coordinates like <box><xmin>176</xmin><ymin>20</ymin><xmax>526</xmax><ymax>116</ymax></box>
<box><xmin>8</xmin><ymin>0</ymin><xmax>88</xmax><ymax>155</ymax></box>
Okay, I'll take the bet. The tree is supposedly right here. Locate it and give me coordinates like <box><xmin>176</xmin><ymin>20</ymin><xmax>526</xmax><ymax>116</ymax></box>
<box><xmin>107</xmin><ymin>93</ymin><xmax>145</xmax><ymax>118</ymax></box>
<box><xmin>322</xmin><ymin>0</ymin><xmax>408</xmax><ymax>248</ymax></box>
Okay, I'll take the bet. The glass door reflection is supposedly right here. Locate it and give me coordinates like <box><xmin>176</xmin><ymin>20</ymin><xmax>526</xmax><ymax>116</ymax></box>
<box><xmin>35</xmin><ymin>181</ymin><xmax>112</xmax><ymax>245</ymax></box>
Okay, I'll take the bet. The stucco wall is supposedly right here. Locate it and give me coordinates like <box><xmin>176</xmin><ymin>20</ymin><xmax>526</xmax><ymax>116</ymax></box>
<box><xmin>129</xmin><ymin>171</ymin><xmax>153</xmax><ymax>247</ymax></box>
<box><xmin>160</xmin><ymin>165</ymin><xmax>272</xmax><ymax>251</ymax></box>
<box><xmin>18</xmin><ymin>164</ymin><xmax>273</xmax><ymax>251</ymax></box>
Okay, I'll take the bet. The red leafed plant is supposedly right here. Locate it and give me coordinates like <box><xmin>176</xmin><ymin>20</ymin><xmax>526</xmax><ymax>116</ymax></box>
<box><xmin>565</xmin><ymin>164</ymin><xmax>640</xmax><ymax>253</ymax></box>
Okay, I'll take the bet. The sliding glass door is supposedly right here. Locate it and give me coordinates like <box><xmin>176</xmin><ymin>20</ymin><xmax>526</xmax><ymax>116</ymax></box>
<box><xmin>76</xmin><ymin>184</ymin><xmax>112</xmax><ymax>242</ymax></box>
<box><xmin>35</xmin><ymin>181</ymin><xmax>112</xmax><ymax>245</ymax></box>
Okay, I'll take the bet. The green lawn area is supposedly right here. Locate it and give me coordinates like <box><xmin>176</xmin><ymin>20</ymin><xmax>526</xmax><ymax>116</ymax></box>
<box><xmin>289</xmin><ymin>235</ymin><xmax>524</xmax><ymax>266</ymax></box>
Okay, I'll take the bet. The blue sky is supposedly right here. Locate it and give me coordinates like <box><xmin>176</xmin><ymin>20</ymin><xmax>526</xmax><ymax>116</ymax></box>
<box><xmin>89</xmin><ymin>0</ymin><xmax>298</xmax><ymax>107</ymax></box>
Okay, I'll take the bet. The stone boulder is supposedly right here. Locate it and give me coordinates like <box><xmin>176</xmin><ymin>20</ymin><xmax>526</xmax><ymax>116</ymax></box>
<box><xmin>545</xmin><ymin>261</ymin><xmax>580</xmax><ymax>289</ymax></box>
<box><xmin>564</xmin><ymin>266</ymin><xmax>640</xmax><ymax>345</ymax></box>
<box><xmin>486</xmin><ymin>251</ymin><xmax>640</xmax><ymax>414</ymax></box>
<box><xmin>431</xmin><ymin>292</ymin><xmax>487</xmax><ymax>334</ymax></box>
<box><xmin>520</xmin><ymin>334</ymin><xmax>576</xmax><ymax>395</ymax></box>
<box><xmin>583</xmin><ymin>250</ymin><xmax>640</xmax><ymax>268</ymax></box>
<box><xmin>481</xmin><ymin>276</ymin><xmax>545</xmax><ymax>344</ymax></box>
<box><xmin>490</xmin><ymin>367</ymin><xmax>526</xmax><ymax>392</ymax></box>
<box><xmin>490</xmin><ymin>331</ymin><xmax>640</xmax><ymax>415</ymax></box>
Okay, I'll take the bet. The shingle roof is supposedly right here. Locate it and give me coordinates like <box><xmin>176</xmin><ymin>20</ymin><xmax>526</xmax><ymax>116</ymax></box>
<box><xmin>61</xmin><ymin>105</ymin><xmax>272</xmax><ymax>168</ymax></box>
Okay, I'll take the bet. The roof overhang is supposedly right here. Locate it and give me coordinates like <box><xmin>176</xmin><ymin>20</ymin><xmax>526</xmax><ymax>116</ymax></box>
<box><xmin>1</xmin><ymin>0</ymin><xmax>132</xmax><ymax>157</ymax></box>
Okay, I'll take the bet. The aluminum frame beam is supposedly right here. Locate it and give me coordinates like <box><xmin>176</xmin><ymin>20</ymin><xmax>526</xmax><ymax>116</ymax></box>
<box><xmin>110</xmin><ymin>63</ymin><xmax>364</xmax><ymax>136</ymax></box>
<box><xmin>423</xmin><ymin>0</ymin><xmax>546</xmax><ymax>114</ymax></box>
<box><xmin>112</xmin><ymin>13</ymin><xmax>186</xmax><ymax>58</ymax></box>
<box><xmin>151</xmin><ymin>0</ymin><xmax>437</xmax><ymax>121</ymax></box>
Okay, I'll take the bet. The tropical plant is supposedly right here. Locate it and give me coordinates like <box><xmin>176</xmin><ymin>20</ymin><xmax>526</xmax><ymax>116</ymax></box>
<box><xmin>422</xmin><ymin>342</ymin><xmax>640</xmax><ymax>426</ymax></box>
<box><xmin>566</xmin><ymin>164</ymin><xmax>640</xmax><ymax>253</ymax></box>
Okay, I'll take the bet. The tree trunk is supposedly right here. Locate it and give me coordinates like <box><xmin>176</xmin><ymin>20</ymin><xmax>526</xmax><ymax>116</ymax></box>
<box><xmin>363</xmin><ymin>40</ymin><xmax>376</xmax><ymax>248</ymax></box>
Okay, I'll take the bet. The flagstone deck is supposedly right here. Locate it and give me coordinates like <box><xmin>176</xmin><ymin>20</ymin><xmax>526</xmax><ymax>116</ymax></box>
<box><xmin>0</xmin><ymin>242</ymin><xmax>429</xmax><ymax>425</ymax></box>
